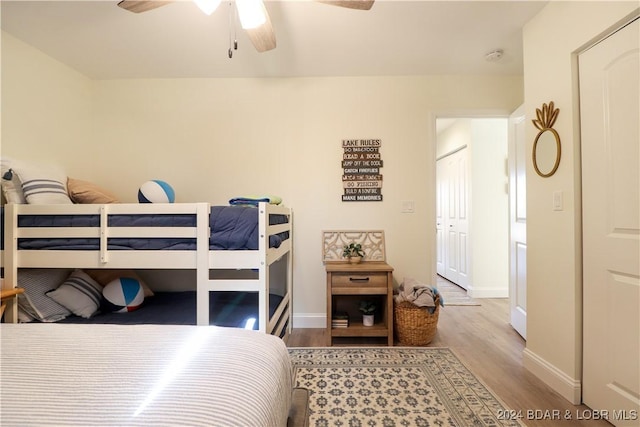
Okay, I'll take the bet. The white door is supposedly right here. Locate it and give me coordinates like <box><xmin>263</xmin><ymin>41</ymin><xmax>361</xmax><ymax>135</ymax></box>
<box><xmin>453</xmin><ymin>149</ymin><xmax>469</xmax><ymax>289</ymax></box>
<box><xmin>436</xmin><ymin>147</ymin><xmax>469</xmax><ymax>289</ymax></box>
<box><xmin>580</xmin><ymin>18</ymin><xmax>639</xmax><ymax>425</ymax></box>
<box><xmin>508</xmin><ymin>105</ymin><xmax>527</xmax><ymax>339</ymax></box>
<box><xmin>436</xmin><ymin>160</ymin><xmax>445</xmax><ymax>276</ymax></box>
<box><xmin>445</xmin><ymin>153</ymin><xmax>459</xmax><ymax>282</ymax></box>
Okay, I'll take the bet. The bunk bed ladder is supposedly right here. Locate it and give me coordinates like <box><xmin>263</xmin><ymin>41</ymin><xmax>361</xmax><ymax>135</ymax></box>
<box><xmin>267</xmin><ymin>209</ymin><xmax>293</xmax><ymax>337</ymax></box>
<box><xmin>196</xmin><ymin>202</ymin><xmax>291</xmax><ymax>336</ymax></box>
<box><xmin>196</xmin><ymin>202</ymin><xmax>269</xmax><ymax>331</ymax></box>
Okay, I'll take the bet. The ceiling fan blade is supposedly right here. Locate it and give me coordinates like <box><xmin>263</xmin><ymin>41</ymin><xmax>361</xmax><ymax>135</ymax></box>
<box><xmin>117</xmin><ymin>0</ymin><xmax>173</xmax><ymax>13</ymax></box>
<box><xmin>317</xmin><ymin>0</ymin><xmax>374</xmax><ymax>11</ymax></box>
<box><xmin>241</xmin><ymin>0</ymin><xmax>276</xmax><ymax>53</ymax></box>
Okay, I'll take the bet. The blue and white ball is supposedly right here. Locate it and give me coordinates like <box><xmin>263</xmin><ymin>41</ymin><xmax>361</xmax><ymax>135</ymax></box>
<box><xmin>138</xmin><ymin>180</ymin><xmax>175</xmax><ymax>203</ymax></box>
<box><xmin>102</xmin><ymin>277</ymin><xmax>145</xmax><ymax>313</ymax></box>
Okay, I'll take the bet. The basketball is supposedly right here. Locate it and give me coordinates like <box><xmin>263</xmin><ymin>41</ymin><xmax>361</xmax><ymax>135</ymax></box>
<box><xmin>102</xmin><ymin>277</ymin><xmax>145</xmax><ymax>313</ymax></box>
<box><xmin>138</xmin><ymin>180</ymin><xmax>175</xmax><ymax>203</ymax></box>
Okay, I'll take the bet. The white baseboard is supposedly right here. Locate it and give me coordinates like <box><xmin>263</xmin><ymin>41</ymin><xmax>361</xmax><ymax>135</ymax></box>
<box><xmin>292</xmin><ymin>313</ymin><xmax>326</xmax><ymax>329</ymax></box>
<box><xmin>467</xmin><ymin>286</ymin><xmax>509</xmax><ymax>298</ymax></box>
<box><xmin>523</xmin><ymin>348</ymin><xmax>582</xmax><ymax>404</ymax></box>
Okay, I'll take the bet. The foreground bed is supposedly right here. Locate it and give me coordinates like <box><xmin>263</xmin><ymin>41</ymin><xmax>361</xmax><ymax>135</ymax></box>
<box><xmin>1</xmin><ymin>323</ymin><xmax>293</xmax><ymax>426</ymax></box>
<box><xmin>1</xmin><ymin>202</ymin><xmax>293</xmax><ymax>336</ymax></box>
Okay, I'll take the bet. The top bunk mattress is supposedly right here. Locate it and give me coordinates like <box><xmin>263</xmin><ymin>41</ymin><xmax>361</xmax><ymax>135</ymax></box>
<box><xmin>2</xmin><ymin>205</ymin><xmax>289</xmax><ymax>251</ymax></box>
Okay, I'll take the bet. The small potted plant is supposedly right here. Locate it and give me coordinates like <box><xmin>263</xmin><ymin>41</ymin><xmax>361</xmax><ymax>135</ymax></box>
<box><xmin>343</xmin><ymin>242</ymin><xmax>365</xmax><ymax>264</ymax></box>
<box><xmin>359</xmin><ymin>300</ymin><xmax>376</xmax><ymax>326</ymax></box>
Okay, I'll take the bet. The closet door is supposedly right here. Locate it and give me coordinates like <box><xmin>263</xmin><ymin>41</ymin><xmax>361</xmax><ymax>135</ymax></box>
<box><xmin>436</xmin><ymin>160</ymin><xmax>446</xmax><ymax>276</ymax></box>
<box><xmin>581</xmin><ymin>18</ymin><xmax>639</xmax><ymax>424</ymax></box>
<box><xmin>445</xmin><ymin>153</ymin><xmax>459</xmax><ymax>282</ymax></box>
<box><xmin>436</xmin><ymin>147</ymin><xmax>469</xmax><ymax>289</ymax></box>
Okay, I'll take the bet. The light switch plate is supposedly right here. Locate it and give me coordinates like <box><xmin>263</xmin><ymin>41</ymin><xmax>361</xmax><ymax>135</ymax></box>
<box><xmin>553</xmin><ymin>191</ymin><xmax>563</xmax><ymax>211</ymax></box>
<box><xmin>401</xmin><ymin>200</ymin><xmax>415</xmax><ymax>213</ymax></box>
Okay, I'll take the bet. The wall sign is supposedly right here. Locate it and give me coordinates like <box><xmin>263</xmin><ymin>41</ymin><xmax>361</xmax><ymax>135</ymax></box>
<box><xmin>341</xmin><ymin>139</ymin><xmax>383</xmax><ymax>202</ymax></box>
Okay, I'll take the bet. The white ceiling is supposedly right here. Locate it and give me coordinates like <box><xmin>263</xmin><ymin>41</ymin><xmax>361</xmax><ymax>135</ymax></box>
<box><xmin>1</xmin><ymin>0</ymin><xmax>548</xmax><ymax>80</ymax></box>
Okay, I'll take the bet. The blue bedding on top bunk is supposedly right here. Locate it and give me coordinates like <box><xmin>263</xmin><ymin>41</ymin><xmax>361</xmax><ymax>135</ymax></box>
<box><xmin>1</xmin><ymin>206</ymin><xmax>289</xmax><ymax>251</ymax></box>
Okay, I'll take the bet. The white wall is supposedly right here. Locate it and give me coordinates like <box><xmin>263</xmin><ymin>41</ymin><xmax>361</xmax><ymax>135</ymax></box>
<box><xmin>522</xmin><ymin>1</ymin><xmax>638</xmax><ymax>404</ymax></box>
<box><xmin>1</xmin><ymin>30</ymin><xmax>524</xmax><ymax>328</ymax></box>
<box><xmin>1</xmin><ymin>33</ymin><xmax>93</xmax><ymax>168</ymax></box>
<box><xmin>470</xmin><ymin>119</ymin><xmax>509</xmax><ymax>298</ymax></box>
<box><xmin>436</xmin><ymin>118</ymin><xmax>471</xmax><ymax>158</ymax></box>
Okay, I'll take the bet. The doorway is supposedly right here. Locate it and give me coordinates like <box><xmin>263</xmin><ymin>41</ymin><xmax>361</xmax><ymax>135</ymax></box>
<box><xmin>435</xmin><ymin>117</ymin><xmax>510</xmax><ymax>299</ymax></box>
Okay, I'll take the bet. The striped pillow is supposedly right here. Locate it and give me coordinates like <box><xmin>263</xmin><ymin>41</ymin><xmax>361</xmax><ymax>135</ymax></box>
<box><xmin>17</xmin><ymin>269</ymin><xmax>72</xmax><ymax>322</ymax></box>
<box><xmin>14</xmin><ymin>163</ymin><xmax>72</xmax><ymax>204</ymax></box>
<box><xmin>47</xmin><ymin>270</ymin><xmax>103</xmax><ymax>319</ymax></box>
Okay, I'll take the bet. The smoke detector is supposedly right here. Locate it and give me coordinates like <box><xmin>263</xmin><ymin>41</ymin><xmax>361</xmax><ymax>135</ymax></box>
<box><xmin>485</xmin><ymin>49</ymin><xmax>504</xmax><ymax>62</ymax></box>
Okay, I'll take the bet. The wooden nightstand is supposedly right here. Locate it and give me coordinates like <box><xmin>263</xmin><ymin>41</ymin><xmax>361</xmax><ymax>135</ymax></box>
<box><xmin>326</xmin><ymin>261</ymin><xmax>394</xmax><ymax>346</ymax></box>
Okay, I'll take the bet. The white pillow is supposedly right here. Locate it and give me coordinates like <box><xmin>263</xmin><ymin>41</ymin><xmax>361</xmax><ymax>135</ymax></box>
<box><xmin>46</xmin><ymin>270</ymin><xmax>103</xmax><ymax>319</ymax></box>
<box><xmin>13</xmin><ymin>162</ymin><xmax>72</xmax><ymax>205</ymax></box>
<box><xmin>1</xmin><ymin>158</ymin><xmax>27</xmax><ymax>204</ymax></box>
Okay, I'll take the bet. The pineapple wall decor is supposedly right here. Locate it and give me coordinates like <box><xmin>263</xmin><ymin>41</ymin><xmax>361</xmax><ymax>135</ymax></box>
<box><xmin>532</xmin><ymin>101</ymin><xmax>561</xmax><ymax>178</ymax></box>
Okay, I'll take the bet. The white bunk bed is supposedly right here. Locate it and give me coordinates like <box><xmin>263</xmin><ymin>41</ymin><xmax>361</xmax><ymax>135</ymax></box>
<box><xmin>1</xmin><ymin>202</ymin><xmax>293</xmax><ymax>337</ymax></box>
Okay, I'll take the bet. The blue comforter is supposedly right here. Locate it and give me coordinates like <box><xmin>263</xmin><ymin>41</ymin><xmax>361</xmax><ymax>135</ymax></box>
<box><xmin>2</xmin><ymin>206</ymin><xmax>288</xmax><ymax>251</ymax></box>
<box><xmin>209</xmin><ymin>206</ymin><xmax>285</xmax><ymax>250</ymax></box>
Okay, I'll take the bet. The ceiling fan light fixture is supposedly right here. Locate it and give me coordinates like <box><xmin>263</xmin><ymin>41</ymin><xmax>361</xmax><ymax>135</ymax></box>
<box><xmin>236</xmin><ymin>0</ymin><xmax>267</xmax><ymax>29</ymax></box>
<box><xmin>194</xmin><ymin>0</ymin><xmax>221</xmax><ymax>15</ymax></box>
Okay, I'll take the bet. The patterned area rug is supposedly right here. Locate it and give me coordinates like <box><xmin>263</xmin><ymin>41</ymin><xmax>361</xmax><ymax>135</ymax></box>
<box><xmin>437</xmin><ymin>278</ymin><xmax>480</xmax><ymax>306</ymax></box>
<box><xmin>289</xmin><ymin>347</ymin><xmax>521</xmax><ymax>427</ymax></box>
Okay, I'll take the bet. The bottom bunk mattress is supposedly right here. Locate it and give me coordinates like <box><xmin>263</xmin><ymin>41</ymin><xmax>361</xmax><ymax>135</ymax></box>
<box><xmin>58</xmin><ymin>291</ymin><xmax>285</xmax><ymax>331</ymax></box>
<box><xmin>1</xmin><ymin>323</ymin><xmax>293</xmax><ymax>426</ymax></box>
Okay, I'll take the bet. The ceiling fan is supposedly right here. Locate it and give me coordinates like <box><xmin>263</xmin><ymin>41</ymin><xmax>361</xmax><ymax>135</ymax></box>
<box><xmin>117</xmin><ymin>0</ymin><xmax>375</xmax><ymax>54</ymax></box>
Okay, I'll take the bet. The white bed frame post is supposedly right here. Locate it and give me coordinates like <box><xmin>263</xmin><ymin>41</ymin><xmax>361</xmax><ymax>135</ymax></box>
<box><xmin>285</xmin><ymin>209</ymin><xmax>293</xmax><ymax>334</ymax></box>
<box><xmin>257</xmin><ymin>203</ymin><xmax>268</xmax><ymax>333</ymax></box>
<box><xmin>196</xmin><ymin>203</ymin><xmax>211</xmax><ymax>326</ymax></box>
<box><xmin>286</xmin><ymin>210</ymin><xmax>293</xmax><ymax>334</ymax></box>
<box><xmin>2</xmin><ymin>204</ymin><xmax>19</xmax><ymax>323</ymax></box>
<box><xmin>99</xmin><ymin>205</ymin><xmax>109</xmax><ymax>264</ymax></box>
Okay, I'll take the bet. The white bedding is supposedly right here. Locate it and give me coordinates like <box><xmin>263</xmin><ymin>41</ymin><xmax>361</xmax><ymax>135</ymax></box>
<box><xmin>1</xmin><ymin>324</ymin><xmax>293</xmax><ymax>426</ymax></box>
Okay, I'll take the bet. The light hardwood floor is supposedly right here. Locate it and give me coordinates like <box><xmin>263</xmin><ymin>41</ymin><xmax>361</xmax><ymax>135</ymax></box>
<box><xmin>287</xmin><ymin>293</ymin><xmax>611</xmax><ymax>427</ymax></box>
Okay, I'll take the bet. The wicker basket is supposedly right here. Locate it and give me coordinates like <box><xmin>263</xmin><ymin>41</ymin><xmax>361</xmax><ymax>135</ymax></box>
<box><xmin>394</xmin><ymin>295</ymin><xmax>440</xmax><ymax>346</ymax></box>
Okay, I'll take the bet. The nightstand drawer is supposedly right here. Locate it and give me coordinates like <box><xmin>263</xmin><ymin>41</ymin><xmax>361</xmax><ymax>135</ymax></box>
<box><xmin>331</xmin><ymin>273</ymin><xmax>387</xmax><ymax>288</ymax></box>
<box><xmin>325</xmin><ymin>261</ymin><xmax>394</xmax><ymax>346</ymax></box>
